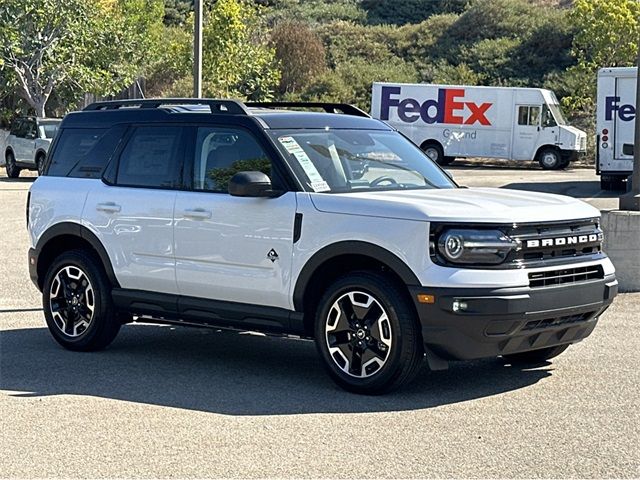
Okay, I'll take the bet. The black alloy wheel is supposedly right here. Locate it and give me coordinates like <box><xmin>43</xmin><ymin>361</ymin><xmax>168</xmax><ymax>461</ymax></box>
<box><xmin>315</xmin><ymin>272</ymin><xmax>424</xmax><ymax>394</ymax></box>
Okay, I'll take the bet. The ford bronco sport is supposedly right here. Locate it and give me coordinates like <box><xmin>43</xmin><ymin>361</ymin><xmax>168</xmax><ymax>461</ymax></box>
<box><xmin>27</xmin><ymin>99</ymin><xmax>617</xmax><ymax>394</ymax></box>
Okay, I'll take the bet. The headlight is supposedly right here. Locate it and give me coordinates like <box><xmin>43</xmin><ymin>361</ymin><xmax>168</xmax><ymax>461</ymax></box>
<box><xmin>437</xmin><ymin>229</ymin><xmax>520</xmax><ymax>265</ymax></box>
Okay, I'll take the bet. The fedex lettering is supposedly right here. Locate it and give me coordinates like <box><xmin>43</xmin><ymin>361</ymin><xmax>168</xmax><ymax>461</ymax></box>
<box><xmin>379</xmin><ymin>86</ymin><xmax>492</xmax><ymax>126</ymax></box>
<box><xmin>605</xmin><ymin>96</ymin><xmax>636</xmax><ymax>122</ymax></box>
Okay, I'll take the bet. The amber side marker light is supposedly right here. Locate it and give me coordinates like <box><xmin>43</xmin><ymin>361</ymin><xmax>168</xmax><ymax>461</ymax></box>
<box><xmin>417</xmin><ymin>294</ymin><xmax>435</xmax><ymax>304</ymax></box>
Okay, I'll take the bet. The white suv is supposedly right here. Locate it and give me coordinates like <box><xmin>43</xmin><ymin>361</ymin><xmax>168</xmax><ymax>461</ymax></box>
<box><xmin>5</xmin><ymin>116</ymin><xmax>61</xmax><ymax>177</ymax></box>
<box><xmin>27</xmin><ymin>99</ymin><xmax>617</xmax><ymax>394</ymax></box>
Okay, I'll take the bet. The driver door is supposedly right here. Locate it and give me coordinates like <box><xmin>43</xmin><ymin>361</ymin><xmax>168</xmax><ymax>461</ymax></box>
<box><xmin>174</xmin><ymin>125</ymin><xmax>297</xmax><ymax>311</ymax></box>
<box><xmin>511</xmin><ymin>105</ymin><xmax>541</xmax><ymax>161</ymax></box>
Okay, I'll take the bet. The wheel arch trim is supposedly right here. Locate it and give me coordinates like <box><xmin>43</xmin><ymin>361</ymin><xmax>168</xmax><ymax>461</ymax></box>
<box><xmin>292</xmin><ymin>241</ymin><xmax>421</xmax><ymax>311</ymax></box>
<box><xmin>34</xmin><ymin>222</ymin><xmax>119</xmax><ymax>289</ymax></box>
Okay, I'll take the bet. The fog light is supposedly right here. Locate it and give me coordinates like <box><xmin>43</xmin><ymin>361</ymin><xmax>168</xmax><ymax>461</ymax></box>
<box><xmin>452</xmin><ymin>300</ymin><xmax>468</xmax><ymax>312</ymax></box>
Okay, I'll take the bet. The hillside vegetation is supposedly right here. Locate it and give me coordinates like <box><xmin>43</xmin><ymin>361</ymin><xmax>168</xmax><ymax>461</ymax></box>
<box><xmin>1</xmin><ymin>0</ymin><xmax>638</xmax><ymax>162</ymax></box>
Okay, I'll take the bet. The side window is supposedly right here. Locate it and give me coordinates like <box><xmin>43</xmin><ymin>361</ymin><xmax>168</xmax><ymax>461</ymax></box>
<box><xmin>24</xmin><ymin>120</ymin><xmax>36</xmax><ymax>138</ymax></box>
<box><xmin>47</xmin><ymin>127</ymin><xmax>126</xmax><ymax>178</ymax></box>
<box><xmin>9</xmin><ymin>120</ymin><xmax>21</xmax><ymax>136</ymax></box>
<box><xmin>116</xmin><ymin>126</ymin><xmax>184</xmax><ymax>189</ymax></box>
<box><xmin>15</xmin><ymin>120</ymin><xmax>28</xmax><ymax>138</ymax></box>
<box><xmin>517</xmin><ymin>106</ymin><xmax>541</xmax><ymax>126</ymax></box>
<box><xmin>517</xmin><ymin>107</ymin><xmax>528</xmax><ymax>126</ymax></box>
<box><xmin>541</xmin><ymin>106</ymin><xmax>557</xmax><ymax>127</ymax></box>
<box><xmin>193</xmin><ymin>127</ymin><xmax>272</xmax><ymax>193</ymax></box>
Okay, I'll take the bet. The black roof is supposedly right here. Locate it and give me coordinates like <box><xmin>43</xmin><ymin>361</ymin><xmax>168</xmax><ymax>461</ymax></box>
<box><xmin>61</xmin><ymin>99</ymin><xmax>392</xmax><ymax>131</ymax></box>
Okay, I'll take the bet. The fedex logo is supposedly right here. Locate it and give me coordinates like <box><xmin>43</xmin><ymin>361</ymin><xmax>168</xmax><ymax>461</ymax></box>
<box><xmin>379</xmin><ymin>86</ymin><xmax>493</xmax><ymax>126</ymax></box>
<box><xmin>605</xmin><ymin>96</ymin><xmax>636</xmax><ymax>122</ymax></box>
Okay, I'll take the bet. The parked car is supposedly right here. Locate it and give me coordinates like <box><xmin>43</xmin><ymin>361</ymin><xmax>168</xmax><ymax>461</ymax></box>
<box><xmin>371</xmin><ymin>82</ymin><xmax>587</xmax><ymax>169</ymax></box>
<box><xmin>5</xmin><ymin>116</ymin><xmax>61</xmax><ymax>177</ymax></box>
<box><xmin>27</xmin><ymin>99</ymin><xmax>617</xmax><ymax>394</ymax></box>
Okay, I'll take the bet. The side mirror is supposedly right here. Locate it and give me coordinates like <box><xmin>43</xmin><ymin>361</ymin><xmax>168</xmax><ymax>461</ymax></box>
<box><xmin>228</xmin><ymin>171</ymin><xmax>281</xmax><ymax>197</ymax></box>
<box><xmin>25</xmin><ymin>132</ymin><xmax>36</xmax><ymax>140</ymax></box>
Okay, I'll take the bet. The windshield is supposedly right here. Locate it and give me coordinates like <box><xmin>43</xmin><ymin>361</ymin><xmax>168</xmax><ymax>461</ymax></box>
<box><xmin>39</xmin><ymin>122</ymin><xmax>60</xmax><ymax>139</ymax></box>
<box><xmin>269</xmin><ymin>129</ymin><xmax>456</xmax><ymax>193</ymax></box>
<box><xmin>547</xmin><ymin>104</ymin><xmax>566</xmax><ymax>126</ymax></box>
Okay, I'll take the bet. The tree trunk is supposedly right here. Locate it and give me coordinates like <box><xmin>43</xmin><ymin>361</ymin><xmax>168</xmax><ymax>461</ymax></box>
<box><xmin>34</xmin><ymin>101</ymin><xmax>46</xmax><ymax>118</ymax></box>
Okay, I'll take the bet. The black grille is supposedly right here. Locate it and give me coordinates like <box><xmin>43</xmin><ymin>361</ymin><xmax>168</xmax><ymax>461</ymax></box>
<box><xmin>508</xmin><ymin>218</ymin><xmax>603</xmax><ymax>267</ymax></box>
<box><xmin>522</xmin><ymin>311</ymin><xmax>596</xmax><ymax>331</ymax></box>
<box><xmin>528</xmin><ymin>265</ymin><xmax>604</xmax><ymax>288</ymax></box>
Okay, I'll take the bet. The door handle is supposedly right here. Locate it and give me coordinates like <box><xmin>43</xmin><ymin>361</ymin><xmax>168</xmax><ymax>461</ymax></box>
<box><xmin>183</xmin><ymin>208</ymin><xmax>212</xmax><ymax>220</ymax></box>
<box><xmin>96</xmin><ymin>202</ymin><xmax>121</xmax><ymax>213</ymax></box>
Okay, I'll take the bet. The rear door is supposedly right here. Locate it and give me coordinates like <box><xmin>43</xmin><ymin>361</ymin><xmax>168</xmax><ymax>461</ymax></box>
<box><xmin>174</xmin><ymin>125</ymin><xmax>297</xmax><ymax>312</ymax></box>
<box><xmin>83</xmin><ymin>125</ymin><xmax>186</xmax><ymax>294</ymax></box>
<box><xmin>613</xmin><ymin>75</ymin><xmax>636</xmax><ymax>162</ymax></box>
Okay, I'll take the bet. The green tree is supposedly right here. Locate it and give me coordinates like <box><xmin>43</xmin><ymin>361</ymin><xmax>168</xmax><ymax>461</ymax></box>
<box><xmin>0</xmin><ymin>0</ymin><xmax>163</xmax><ymax>117</ymax></box>
<box><xmin>563</xmin><ymin>0</ymin><xmax>640</xmax><ymax>114</ymax></box>
<box><xmin>202</xmin><ymin>0</ymin><xmax>280</xmax><ymax>99</ymax></box>
<box><xmin>271</xmin><ymin>21</ymin><xmax>326</xmax><ymax>94</ymax></box>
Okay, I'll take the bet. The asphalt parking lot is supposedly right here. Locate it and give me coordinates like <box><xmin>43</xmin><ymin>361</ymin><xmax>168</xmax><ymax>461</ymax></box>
<box><xmin>1</xmin><ymin>168</ymin><xmax>638</xmax><ymax>478</ymax></box>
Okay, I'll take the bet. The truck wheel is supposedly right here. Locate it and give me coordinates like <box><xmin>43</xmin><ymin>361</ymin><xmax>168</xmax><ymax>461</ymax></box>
<box><xmin>502</xmin><ymin>344</ymin><xmax>569</xmax><ymax>364</ymax></box>
<box><xmin>36</xmin><ymin>153</ymin><xmax>46</xmax><ymax>176</ymax></box>
<box><xmin>43</xmin><ymin>249</ymin><xmax>121</xmax><ymax>352</ymax></box>
<box><xmin>421</xmin><ymin>142</ymin><xmax>448</xmax><ymax>166</ymax></box>
<box><xmin>537</xmin><ymin>148</ymin><xmax>561</xmax><ymax>170</ymax></box>
<box><xmin>5</xmin><ymin>152</ymin><xmax>21</xmax><ymax>178</ymax></box>
<box><xmin>314</xmin><ymin>271</ymin><xmax>423</xmax><ymax>394</ymax></box>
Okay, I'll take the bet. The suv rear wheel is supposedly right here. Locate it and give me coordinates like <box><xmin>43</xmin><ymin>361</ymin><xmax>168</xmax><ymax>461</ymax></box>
<box><xmin>5</xmin><ymin>152</ymin><xmax>21</xmax><ymax>178</ymax></box>
<box><xmin>314</xmin><ymin>272</ymin><xmax>423</xmax><ymax>394</ymax></box>
<box><xmin>43</xmin><ymin>250</ymin><xmax>121</xmax><ymax>351</ymax></box>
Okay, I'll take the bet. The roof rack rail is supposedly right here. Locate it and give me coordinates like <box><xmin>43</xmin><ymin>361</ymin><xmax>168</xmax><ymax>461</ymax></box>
<box><xmin>83</xmin><ymin>98</ymin><xmax>250</xmax><ymax>115</ymax></box>
<box><xmin>245</xmin><ymin>102</ymin><xmax>370</xmax><ymax>118</ymax></box>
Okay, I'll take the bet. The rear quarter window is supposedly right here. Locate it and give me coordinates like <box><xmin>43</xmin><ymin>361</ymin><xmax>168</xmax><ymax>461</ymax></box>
<box><xmin>46</xmin><ymin>126</ymin><xmax>127</xmax><ymax>178</ymax></box>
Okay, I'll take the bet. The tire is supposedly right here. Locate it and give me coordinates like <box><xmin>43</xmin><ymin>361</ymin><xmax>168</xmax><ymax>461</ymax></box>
<box><xmin>537</xmin><ymin>148</ymin><xmax>562</xmax><ymax>170</ymax></box>
<box><xmin>36</xmin><ymin>153</ymin><xmax>46</xmax><ymax>176</ymax></box>
<box><xmin>502</xmin><ymin>344</ymin><xmax>570</xmax><ymax>365</ymax></box>
<box><xmin>314</xmin><ymin>271</ymin><xmax>424</xmax><ymax>394</ymax></box>
<box><xmin>421</xmin><ymin>142</ymin><xmax>449</xmax><ymax>166</ymax></box>
<box><xmin>42</xmin><ymin>249</ymin><xmax>121</xmax><ymax>351</ymax></box>
<box><xmin>5</xmin><ymin>151</ymin><xmax>21</xmax><ymax>178</ymax></box>
<box><xmin>601</xmin><ymin>175</ymin><xmax>627</xmax><ymax>191</ymax></box>
<box><xmin>600</xmin><ymin>175</ymin><xmax>613</xmax><ymax>191</ymax></box>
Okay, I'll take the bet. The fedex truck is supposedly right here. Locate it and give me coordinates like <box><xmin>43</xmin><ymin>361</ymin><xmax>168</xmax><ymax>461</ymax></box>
<box><xmin>371</xmin><ymin>82</ymin><xmax>587</xmax><ymax>169</ymax></box>
<box><xmin>597</xmin><ymin>67</ymin><xmax>636</xmax><ymax>190</ymax></box>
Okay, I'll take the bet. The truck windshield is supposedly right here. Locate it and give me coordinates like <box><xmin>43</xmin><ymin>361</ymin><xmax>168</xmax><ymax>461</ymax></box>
<box><xmin>548</xmin><ymin>104</ymin><xmax>567</xmax><ymax>126</ymax></box>
<box><xmin>269</xmin><ymin>129</ymin><xmax>456</xmax><ymax>193</ymax></box>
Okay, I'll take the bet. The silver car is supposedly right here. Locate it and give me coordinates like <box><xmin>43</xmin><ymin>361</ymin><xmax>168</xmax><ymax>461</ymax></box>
<box><xmin>4</xmin><ymin>117</ymin><xmax>61</xmax><ymax>178</ymax></box>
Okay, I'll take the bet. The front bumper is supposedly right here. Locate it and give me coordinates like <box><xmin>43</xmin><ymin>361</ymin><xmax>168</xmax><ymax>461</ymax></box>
<box><xmin>409</xmin><ymin>274</ymin><xmax>617</xmax><ymax>361</ymax></box>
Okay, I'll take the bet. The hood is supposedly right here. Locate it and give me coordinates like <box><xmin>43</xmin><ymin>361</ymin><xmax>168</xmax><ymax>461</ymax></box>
<box><xmin>559</xmin><ymin>125</ymin><xmax>586</xmax><ymax>138</ymax></box>
<box><xmin>310</xmin><ymin>187</ymin><xmax>600</xmax><ymax>224</ymax></box>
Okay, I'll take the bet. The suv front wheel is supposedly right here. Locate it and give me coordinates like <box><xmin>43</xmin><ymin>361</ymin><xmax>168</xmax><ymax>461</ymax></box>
<box><xmin>43</xmin><ymin>250</ymin><xmax>121</xmax><ymax>351</ymax></box>
<box><xmin>5</xmin><ymin>152</ymin><xmax>21</xmax><ymax>178</ymax></box>
<box><xmin>314</xmin><ymin>272</ymin><xmax>424</xmax><ymax>394</ymax></box>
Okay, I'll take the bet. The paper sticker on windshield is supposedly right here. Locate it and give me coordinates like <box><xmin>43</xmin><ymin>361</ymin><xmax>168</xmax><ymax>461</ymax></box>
<box><xmin>278</xmin><ymin>136</ymin><xmax>329</xmax><ymax>192</ymax></box>
<box><xmin>310</xmin><ymin>181</ymin><xmax>330</xmax><ymax>192</ymax></box>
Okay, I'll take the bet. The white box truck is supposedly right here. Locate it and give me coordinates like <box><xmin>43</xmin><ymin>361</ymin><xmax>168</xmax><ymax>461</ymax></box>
<box><xmin>596</xmin><ymin>67</ymin><xmax>636</xmax><ymax>190</ymax></box>
<box><xmin>371</xmin><ymin>82</ymin><xmax>587</xmax><ymax>169</ymax></box>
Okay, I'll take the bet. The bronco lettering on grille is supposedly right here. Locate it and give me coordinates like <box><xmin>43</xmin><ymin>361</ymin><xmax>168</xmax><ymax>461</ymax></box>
<box><xmin>525</xmin><ymin>233</ymin><xmax>602</xmax><ymax>249</ymax></box>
